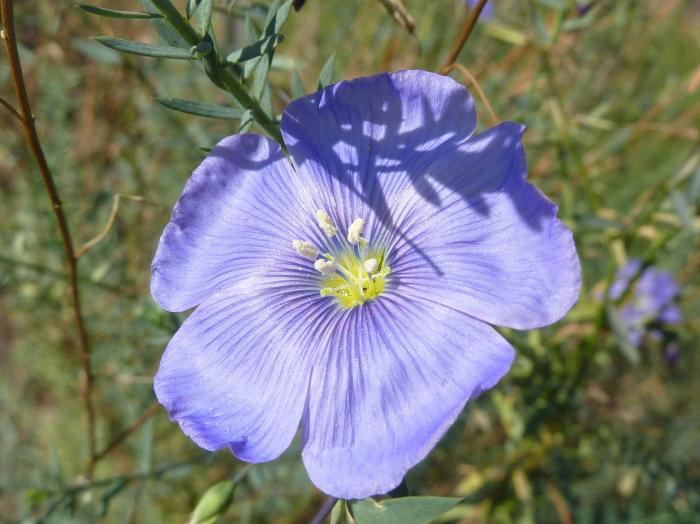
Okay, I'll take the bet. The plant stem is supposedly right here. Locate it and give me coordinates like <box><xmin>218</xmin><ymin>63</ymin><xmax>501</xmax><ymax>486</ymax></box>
<box><xmin>149</xmin><ymin>0</ymin><xmax>283</xmax><ymax>144</ymax></box>
<box><xmin>309</xmin><ymin>496</ymin><xmax>339</xmax><ymax>524</ymax></box>
<box><xmin>92</xmin><ymin>402</ymin><xmax>160</xmax><ymax>464</ymax></box>
<box><xmin>440</xmin><ymin>0</ymin><xmax>489</xmax><ymax>74</ymax></box>
<box><xmin>1</xmin><ymin>0</ymin><xmax>97</xmax><ymax>477</ymax></box>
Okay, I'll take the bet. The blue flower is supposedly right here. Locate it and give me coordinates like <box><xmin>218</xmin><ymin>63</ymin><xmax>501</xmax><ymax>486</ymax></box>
<box><xmin>151</xmin><ymin>70</ymin><xmax>581</xmax><ymax>498</ymax></box>
<box><xmin>609</xmin><ymin>258</ymin><xmax>683</xmax><ymax>348</ymax></box>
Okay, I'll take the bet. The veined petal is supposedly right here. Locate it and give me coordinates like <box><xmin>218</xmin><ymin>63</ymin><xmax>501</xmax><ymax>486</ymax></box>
<box><xmin>154</xmin><ymin>277</ymin><xmax>338</xmax><ymax>461</ymax></box>
<box><xmin>150</xmin><ymin>134</ymin><xmax>317</xmax><ymax>312</ymax></box>
<box><xmin>281</xmin><ymin>70</ymin><xmax>477</xmax><ymax>233</ymax></box>
<box><xmin>301</xmin><ymin>295</ymin><xmax>514</xmax><ymax>499</ymax></box>
<box><xmin>384</xmin><ymin>122</ymin><xmax>581</xmax><ymax>329</ymax></box>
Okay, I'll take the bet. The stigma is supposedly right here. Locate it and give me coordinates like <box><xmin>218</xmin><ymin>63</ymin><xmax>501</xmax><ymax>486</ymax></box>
<box><xmin>292</xmin><ymin>213</ymin><xmax>390</xmax><ymax>309</ymax></box>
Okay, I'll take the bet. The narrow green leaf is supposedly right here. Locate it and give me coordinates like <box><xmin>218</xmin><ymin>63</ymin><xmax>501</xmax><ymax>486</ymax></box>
<box><xmin>350</xmin><ymin>497</ymin><xmax>462</xmax><ymax>524</ymax></box>
<box><xmin>191</xmin><ymin>0</ymin><xmax>214</xmax><ymax>37</ymax></box>
<box><xmin>317</xmin><ymin>53</ymin><xmax>335</xmax><ymax>89</ymax></box>
<box><xmin>606</xmin><ymin>305</ymin><xmax>640</xmax><ymax>365</ymax></box>
<box><xmin>688</xmin><ymin>167</ymin><xmax>700</xmax><ymax>204</ymax></box>
<box><xmin>483</xmin><ymin>22</ymin><xmax>529</xmax><ymax>46</ymax></box>
<box><xmin>531</xmin><ymin>6</ymin><xmax>551</xmax><ymax>46</ymax></box>
<box><xmin>251</xmin><ymin>55</ymin><xmax>271</xmax><ymax>99</ymax></box>
<box><xmin>239</xmin><ymin>109</ymin><xmax>254</xmax><ymax>133</ymax></box>
<box><xmin>260</xmin><ymin>83</ymin><xmax>273</xmax><ymax>117</ymax></box>
<box><xmin>330</xmin><ymin>500</ymin><xmax>347</xmax><ymax>524</ymax></box>
<box><xmin>225</xmin><ymin>34</ymin><xmax>285</xmax><ymax>64</ymax></box>
<box><xmin>272</xmin><ymin>0</ymin><xmax>293</xmax><ymax>33</ymax></box>
<box><xmin>190</xmin><ymin>480</ymin><xmax>235</xmax><ymax>524</ymax></box>
<box><xmin>78</xmin><ymin>5</ymin><xmax>163</xmax><ymax>19</ymax></box>
<box><xmin>263</xmin><ymin>0</ymin><xmax>293</xmax><ymax>36</ymax></box>
<box><xmin>244</xmin><ymin>13</ymin><xmax>258</xmax><ymax>44</ymax></box>
<box><xmin>670</xmin><ymin>190</ymin><xmax>695</xmax><ymax>231</ymax></box>
<box><xmin>71</xmin><ymin>37</ymin><xmax>122</xmax><ymax>65</ymax></box>
<box><xmin>156</xmin><ymin>98</ymin><xmax>243</xmax><ymax>119</ymax></box>
<box><xmin>291</xmin><ymin>69</ymin><xmax>305</xmax><ymax>99</ymax></box>
<box><xmin>138</xmin><ymin>0</ymin><xmax>191</xmax><ymax>48</ymax></box>
<box><xmin>95</xmin><ymin>36</ymin><xmax>195</xmax><ymax>59</ymax></box>
<box><xmin>186</xmin><ymin>0</ymin><xmax>198</xmax><ymax>18</ymax></box>
<box><xmin>563</xmin><ymin>5</ymin><xmax>598</xmax><ymax>32</ymax></box>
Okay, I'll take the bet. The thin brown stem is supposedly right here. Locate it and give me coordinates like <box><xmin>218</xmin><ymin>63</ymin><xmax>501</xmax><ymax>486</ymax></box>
<box><xmin>92</xmin><ymin>402</ymin><xmax>160</xmax><ymax>464</ymax></box>
<box><xmin>1</xmin><ymin>0</ymin><xmax>96</xmax><ymax>476</ymax></box>
<box><xmin>444</xmin><ymin>63</ymin><xmax>499</xmax><ymax>124</ymax></box>
<box><xmin>439</xmin><ymin>0</ymin><xmax>489</xmax><ymax>74</ymax></box>
<box><xmin>0</xmin><ymin>93</ymin><xmax>22</xmax><ymax>121</ymax></box>
<box><xmin>309</xmin><ymin>496</ymin><xmax>338</xmax><ymax>524</ymax></box>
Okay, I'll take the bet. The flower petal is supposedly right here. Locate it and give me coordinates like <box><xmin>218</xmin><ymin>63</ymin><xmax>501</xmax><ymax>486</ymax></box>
<box><xmin>151</xmin><ymin>134</ymin><xmax>315</xmax><ymax>312</ymax></box>
<box><xmin>385</xmin><ymin>122</ymin><xmax>581</xmax><ymax>329</ymax></box>
<box><xmin>154</xmin><ymin>276</ymin><xmax>339</xmax><ymax>462</ymax></box>
<box><xmin>301</xmin><ymin>295</ymin><xmax>514</xmax><ymax>499</ymax></box>
<box><xmin>281</xmin><ymin>70</ymin><xmax>476</xmax><ymax>231</ymax></box>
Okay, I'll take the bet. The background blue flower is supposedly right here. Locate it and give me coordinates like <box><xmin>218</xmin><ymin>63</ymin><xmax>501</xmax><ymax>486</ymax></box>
<box><xmin>609</xmin><ymin>258</ymin><xmax>683</xmax><ymax>348</ymax></box>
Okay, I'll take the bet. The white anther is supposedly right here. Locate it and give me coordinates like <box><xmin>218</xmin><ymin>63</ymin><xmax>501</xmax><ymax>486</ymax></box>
<box><xmin>292</xmin><ymin>239</ymin><xmax>318</xmax><ymax>259</ymax></box>
<box><xmin>316</xmin><ymin>209</ymin><xmax>337</xmax><ymax>237</ymax></box>
<box><xmin>347</xmin><ymin>218</ymin><xmax>365</xmax><ymax>245</ymax></box>
<box><xmin>314</xmin><ymin>259</ymin><xmax>336</xmax><ymax>275</ymax></box>
<box><xmin>364</xmin><ymin>258</ymin><xmax>379</xmax><ymax>274</ymax></box>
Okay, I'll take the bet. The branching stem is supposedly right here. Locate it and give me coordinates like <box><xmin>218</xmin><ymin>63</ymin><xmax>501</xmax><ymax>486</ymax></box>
<box><xmin>1</xmin><ymin>0</ymin><xmax>97</xmax><ymax>477</ymax></box>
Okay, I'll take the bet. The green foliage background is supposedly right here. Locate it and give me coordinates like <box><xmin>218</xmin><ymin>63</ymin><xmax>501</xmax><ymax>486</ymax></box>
<box><xmin>1</xmin><ymin>0</ymin><xmax>699</xmax><ymax>522</ymax></box>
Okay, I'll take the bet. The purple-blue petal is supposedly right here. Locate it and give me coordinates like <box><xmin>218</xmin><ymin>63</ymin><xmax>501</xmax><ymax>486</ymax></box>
<box><xmin>150</xmin><ymin>134</ymin><xmax>316</xmax><ymax>312</ymax></box>
<box><xmin>383</xmin><ymin>122</ymin><xmax>580</xmax><ymax>329</ymax></box>
<box><xmin>282</xmin><ymin>72</ymin><xmax>580</xmax><ymax>330</ymax></box>
<box><xmin>154</xmin><ymin>276</ymin><xmax>340</xmax><ymax>461</ymax></box>
<box><xmin>300</xmin><ymin>295</ymin><xmax>514</xmax><ymax>499</ymax></box>
<box><xmin>281</xmin><ymin>70</ymin><xmax>477</xmax><ymax>234</ymax></box>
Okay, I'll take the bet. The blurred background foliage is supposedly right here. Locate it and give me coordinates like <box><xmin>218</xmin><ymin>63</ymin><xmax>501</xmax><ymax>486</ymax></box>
<box><xmin>1</xmin><ymin>0</ymin><xmax>699</xmax><ymax>522</ymax></box>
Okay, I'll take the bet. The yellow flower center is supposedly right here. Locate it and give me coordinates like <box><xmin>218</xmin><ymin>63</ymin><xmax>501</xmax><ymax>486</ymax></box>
<box><xmin>292</xmin><ymin>210</ymin><xmax>391</xmax><ymax>309</ymax></box>
<box><xmin>320</xmin><ymin>249</ymin><xmax>391</xmax><ymax>309</ymax></box>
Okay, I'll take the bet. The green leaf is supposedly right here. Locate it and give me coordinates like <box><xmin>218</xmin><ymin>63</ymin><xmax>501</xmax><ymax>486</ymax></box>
<box><xmin>350</xmin><ymin>497</ymin><xmax>461</xmax><ymax>524</ymax></box>
<box><xmin>259</xmin><ymin>83</ymin><xmax>273</xmax><ymax>116</ymax></box>
<box><xmin>186</xmin><ymin>0</ymin><xmax>198</xmax><ymax>18</ymax></box>
<box><xmin>291</xmin><ymin>69</ymin><xmax>305</xmax><ymax>99</ymax></box>
<box><xmin>95</xmin><ymin>36</ymin><xmax>195</xmax><ymax>59</ymax></box>
<box><xmin>191</xmin><ymin>0</ymin><xmax>214</xmax><ymax>37</ymax></box>
<box><xmin>190</xmin><ymin>480</ymin><xmax>235</xmax><ymax>524</ymax></box>
<box><xmin>483</xmin><ymin>22</ymin><xmax>528</xmax><ymax>46</ymax></box>
<box><xmin>606</xmin><ymin>305</ymin><xmax>640</xmax><ymax>365</ymax></box>
<box><xmin>330</xmin><ymin>500</ymin><xmax>347</xmax><ymax>524</ymax></box>
<box><xmin>250</xmin><ymin>55</ymin><xmax>271</xmax><ymax>99</ymax></box>
<box><xmin>688</xmin><ymin>167</ymin><xmax>700</xmax><ymax>204</ymax></box>
<box><xmin>239</xmin><ymin>109</ymin><xmax>254</xmax><ymax>133</ymax></box>
<box><xmin>670</xmin><ymin>190</ymin><xmax>695</xmax><ymax>231</ymax></box>
<box><xmin>263</xmin><ymin>0</ymin><xmax>293</xmax><ymax>36</ymax></box>
<box><xmin>531</xmin><ymin>5</ymin><xmax>552</xmax><ymax>46</ymax></box>
<box><xmin>244</xmin><ymin>13</ymin><xmax>258</xmax><ymax>44</ymax></box>
<box><xmin>78</xmin><ymin>4</ymin><xmax>163</xmax><ymax>19</ymax></box>
<box><xmin>138</xmin><ymin>0</ymin><xmax>190</xmax><ymax>48</ymax></box>
<box><xmin>317</xmin><ymin>53</ymin><xmax>335</xmax><ymax>89</ymax></box>
<box><xmin>225</xmin><ymin>33</ymin><xmax>285</xmax><ymax>64</ymax></box>
<box><xmin>156</xmin><ymin>98</ymin><xmax>243</xmax><ymax>119</ymax></box>
<box><xmin>71</xmin><ymin>37</ymin><xmax>122</xmax><ymax>65</ymax></box>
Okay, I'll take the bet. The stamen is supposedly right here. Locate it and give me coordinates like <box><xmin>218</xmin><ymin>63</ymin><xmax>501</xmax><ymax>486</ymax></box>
<box><xmin>292</xmin><ymin>239</ymin><xmax>318</xmax><ymax>259</ymax></box>
<box><xmin>347</xmin><ymin>218</ymin><xmax>365</xmax><ymax>245</ymax></box>
<box><xmin>314</xmin><ymin>259</ymin><xmax>336</xmax><ymax>275</ymax></box>
<box><xmin>364</xmin><ymin>258</ymin><xmax>378</xmax><ymax>274</ymax></box>
<box><xmin>316</xmin><ymin>209</ymin><xmax>337</xmax><ymax>237</ymax></box>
